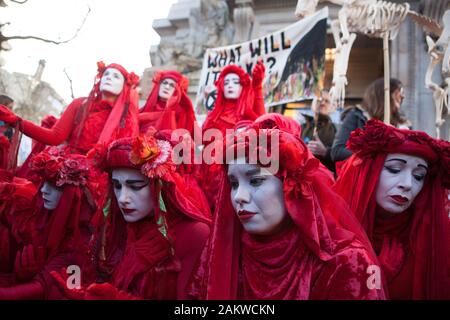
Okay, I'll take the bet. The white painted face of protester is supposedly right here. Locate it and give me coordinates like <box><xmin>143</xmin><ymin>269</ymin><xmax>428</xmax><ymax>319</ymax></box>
<box><xmin>40</xmin><ymin>181</ymin><xmax>63</xmax><ymax>210</ymax></box>
<box><xmin>112</xmin><ymin>168</ymin><xmax>154</xmax><ymax>223</ymax></box>
<box><xmin>158</xmin><ymin>78</ymin><xmax>177</xmax><ymax>101</ymax></box>
<box><xmin>228</xmin><ymin>160</ymin><xmax>288</xmax><ymax>236</ymax></box>
<box><xmin>223</xmin><ymin>73</ymin><xmax>243</xmax><ymax>100</ymax></box>
<box><xmin>376</xmin><ymin>153</ymin><xmax>428</xmax><ymax>214</ymax></box>
<box><xmin>99</xmin><ymin>68</ymin><xmax>125</xmax><ymax>96</ymax></box>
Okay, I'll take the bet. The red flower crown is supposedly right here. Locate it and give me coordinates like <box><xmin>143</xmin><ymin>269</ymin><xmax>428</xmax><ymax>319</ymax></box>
<box><xmin>348</xmin><ymin>119</ymin><xmax>450</xmax><ymax>186</ymax></box>
<box><xmin>96</xmin><ymin>61</ymin><xmax>139</xmax><ymax>88</ymax></box>
<box><xmin>30</xmin><ymin>146</ymin><xmax>91</xmax><ymax>187</ymax></box>
<box><xmin>129</xmin><ymin>131</ymin><xmax>175</xmax><ymax>180</ymax></box>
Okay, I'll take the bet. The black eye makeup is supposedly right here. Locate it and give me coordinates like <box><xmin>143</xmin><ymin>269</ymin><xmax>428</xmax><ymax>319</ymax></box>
<box><xmin>249</xmin><ymin>176</ymin><xmax>266</xmax><ymax>187</ymax></box>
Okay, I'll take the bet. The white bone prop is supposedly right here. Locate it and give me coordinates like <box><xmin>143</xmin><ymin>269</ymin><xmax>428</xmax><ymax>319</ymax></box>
<box><xmin>295</xmin><ymin>0</ymin><xmax>413</xmax><ymax>124</ymax></box>
<box><xmin>424</xmin><ymin>10</ymin><xmax>450</xmax><ymax>139</ymax></box>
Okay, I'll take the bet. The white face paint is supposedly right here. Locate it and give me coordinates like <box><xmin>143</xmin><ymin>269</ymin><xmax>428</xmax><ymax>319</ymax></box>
<box><xmin>376</xmin><ymin>153</ymin><xmax>428</xmax><ymax>214</ymax></box>
<box><xmin>99</xmin><ymin>68</ymin><xmax>125</xmax><ymax>96</ymax></box>
<box><xmin>223</xmin><ymin>73</ymin><xmax>243</xmax><ymax>100</ymax></box>
<box><xmin>228</xmin><ymin>160</ymin><xmax>288</xmax><ymax>236</ymax></box>
<box><xmin>158</xmin><ymin>78</ymin><xmax>176</xmax><ymax>101</ymax></box>
<box><xmin>112</xmin><ymin>168</ymin><xmax>154</xmax><ymax>223</ymax></box>
<box><xmin>40</xmin><ymin>181</ymin><xmax>63</xmax><ymax>210</ymax></box>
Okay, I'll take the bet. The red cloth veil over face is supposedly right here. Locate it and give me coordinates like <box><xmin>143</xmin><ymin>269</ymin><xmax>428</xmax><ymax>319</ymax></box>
<box><xmin>202</xmin><ymin>64</ymin><xmax>263</xmax><ymax>135</ymax></box>
<box><xmin>189</xmin><ymin>121</ymin><xmax>386</xmax><ymax>300</ymax></box>
<box><xmin>140</xmin><ymin>70</ymin><xmax>196</xmax><ymax>137</ymax></box>
<box><xmin>71</xmin><ymin>62</ymin><xmax>140</xmax><ymax>152</ymax></box>
<box><xmin>333</xmin><ymin>119</ymin><xmax>450</xmax><ymax>299</ymax></box>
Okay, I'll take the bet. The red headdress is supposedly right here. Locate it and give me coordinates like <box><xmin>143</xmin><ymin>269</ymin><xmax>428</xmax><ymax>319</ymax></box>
<box><xmin>254</xmin><ymin>112</ymin><xmax>302</xmax><ymax>139</ymax></box>
<box><xmin>189</xmin><ymin>123</ymin><xmax>385</xmax><ymax>299</ymax></box>
<box><xmin>140</xmin><ymin>70</ymin><xmax>196</xmax><ymax>137</ymax></box>
<box><xmin>202</xmin><ymin>64</ymin><xmax>263</xmax><ymax>134</ymax></box>
<box><xmin>333</xmin><ymin>119</ymin><xmax>450</xmax><ymax>299</ymax></box>
<box><xmin>72</xmin><ymin>62</ymin><xmax>140</xmax><ymax>149</ymax></box>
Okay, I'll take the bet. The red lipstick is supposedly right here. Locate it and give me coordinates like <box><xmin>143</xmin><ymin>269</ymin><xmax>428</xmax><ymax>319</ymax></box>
<box><xmin>390</xmin><ymin>195</ymin><xmax>409</xmax><ymax>204</ymax></box>
<box><xmin>238</xmin><ymin>210</ymin><xmax>257</xmax><ymax>220</ymax></box>
<box><xmin>122</xmin><ymin>208</ymin><xmax>135</xmax><ymax>214</ymax></box>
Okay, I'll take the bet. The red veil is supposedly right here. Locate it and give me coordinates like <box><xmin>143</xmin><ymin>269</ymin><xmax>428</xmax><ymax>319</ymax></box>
<box><xmin>189</xmin><ymin>119</ymin><xmax>385</xmax><ymax>300</ymax></box>
<box><xmin>333</xmin><ymin>119</ymin><xmax>450</xmax><ymax>299</ymax></box>
<box><xmin>139</xmin><ymin>70</ymin><xmax>197</xmax><ymax>138</ymax></box>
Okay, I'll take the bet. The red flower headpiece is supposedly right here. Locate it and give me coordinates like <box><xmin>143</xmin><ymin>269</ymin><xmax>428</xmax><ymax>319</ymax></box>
<box><xmin>215</xmin><ymin>64</ymin><xmax>251</xmax><ymax>88</ymax></box>
<box><xmin>224</xmin><ymin>127</ymin><xmax>319</xmax><ymax>190</ymax></box>
<box><xmin>348</xmin><ymin>119</ymin><xmax>440</xmax><ymax>161</ymax></box>
<box><xmin>95</xmin><ymin>61</ymin><xmax>140</xmax><ymax>88</ymax></box>
<box><xmin>152</xmin><ymin>70</ymin><xmax>189</xmax><ymax>92</ymax></box>
<box><xmin>30</xmin><ymin>146</ymin><xmax>91</xmax><ymax>187</ymax></box>
<box><xmin>348</xmin><ymin>119</ymin><xmax>450</xmax><ymax>185</ymax></box>
<box><xmin>129</xmin><ymin>132</ymin><xmax>175</xmax><ymax>180</ymax></box>
<box><xmin>107</xmin><ymin>130</ymin><xmax>175</xmax><ymax>181</ymax></box>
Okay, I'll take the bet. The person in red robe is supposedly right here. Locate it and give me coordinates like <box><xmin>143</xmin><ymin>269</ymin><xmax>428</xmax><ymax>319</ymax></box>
<box><xmin>139</xmin><ymin>70</ymin><xmax>197</xmax><ymax>138</ymax></box>
<box><xmin>52</xmin><ymin>130</ymin><xmax>211</xmax><ymax>299</ymax></box>
<box><xmin>333</xmin><ymin>119</ymin><xmax>450</xmax><ymax>299</ymax></box>
<box><xmin>189</xmin><ymin>119</ymin><xmax>386</xmax><ymax>300</ymax></box>
<box><xmin>0</xmin><ymin>62</ymin><xmax>140</xmax><ymax>156</ymax></box>
<box><xmin>198</xmin><ymin>62</ymin><xmax>266</xmax><ymax>212</ymax></box>
<box><xmin>201</xmin><ymin>62</ymin><xmax>266</xmax><ymax>137</ymax></box>
<box><xmin>0</xmin><ymin>146</ymin><xmax>99</xmax><ymax>299</ymax></box>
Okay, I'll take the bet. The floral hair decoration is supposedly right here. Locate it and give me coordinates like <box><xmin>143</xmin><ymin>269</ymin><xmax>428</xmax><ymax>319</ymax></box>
<box><xmin>30</xmin><ymin>146</ymin><xmax>98</xmax><ymax>209</ymax></box>
<box><xmin>129</xmin><ymin>132</ymin><xmax>175</xmax><ymax>180</ymax></box>
<box><xmin>347</xmin><ymin>119</ymin><xmax>450</xmax><ymax>186</ymax></box>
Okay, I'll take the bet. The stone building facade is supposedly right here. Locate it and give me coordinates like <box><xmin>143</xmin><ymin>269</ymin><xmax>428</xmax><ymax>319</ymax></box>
<box><xmin>0</xmin><ymin>59</ymin><xmax>66</xmax><ymax>123</ymax></box>
<box><xmin>146</xmin><ymin>0</ymin><xmax>449</xmax><ymax>138</ymax></box>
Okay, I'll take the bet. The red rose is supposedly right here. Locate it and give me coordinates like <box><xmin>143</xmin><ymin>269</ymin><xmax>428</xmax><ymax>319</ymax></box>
<box><xmin>30</xmin><ymin>153</ymin><xmax>62</xmax><ymax>181</ymax></box>
<box><xmin>348</xmin><ymin>119</ymin><xmax>403</xmax><ymax>156</ymax></box>
<box><xmin>57</xmin><ymin>156</ymin><xmax>89</xmax><ymax>187</ymax></box>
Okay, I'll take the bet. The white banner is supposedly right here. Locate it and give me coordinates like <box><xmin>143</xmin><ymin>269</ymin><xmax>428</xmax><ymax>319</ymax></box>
<box><xmin>195</xmin><ymin>7</ymin><xmax>328</xmax><ymax>114</ymax></box>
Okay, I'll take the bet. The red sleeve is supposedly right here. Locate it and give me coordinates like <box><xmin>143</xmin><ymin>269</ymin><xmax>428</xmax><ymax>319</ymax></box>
<box><xmin>156</xmin><ymin>109</ymin><xmax>177</xmax><ymax>131</ymax></box>
<box><xmin>172</xmin><ymin>220</ymin><xmax>210</xmax><ymax>299</ymax></box>
<box><xmin>311</xmin><ymin>247</ymin><xmax>386</xmax><ymax>300</ymax></box>
<box><xmin>0</xmin><ymin>280</ymin><xmax>44</xmax><ymax>299</ymax></box>
<box><xmin>138</xmin><ymin>112</ymin><xmax>162</xmax><ymax>124</ymax></box>
<box><xmin>253</xmin><ymin>86</ymin><xmax>266</xmax><ymax>117</ymax></box>
<box><xmin>21</xmin><ymin>98</ymin><xmax>83</xmax><ymax>146</ymax></box>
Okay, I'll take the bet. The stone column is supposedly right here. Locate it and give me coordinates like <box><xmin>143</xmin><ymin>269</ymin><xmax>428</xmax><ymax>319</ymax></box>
<box><xmin>233</xmin><ymin>0</ymin><xmax>255</xmax><ymax>43</ymax></box>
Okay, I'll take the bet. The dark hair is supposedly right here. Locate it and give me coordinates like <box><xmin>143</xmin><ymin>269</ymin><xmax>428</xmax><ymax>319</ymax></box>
<box><xmin>361</xmin><ymin>78</ymin><xmax>406</xmax><ymax>127</ymax></box>
<box><xmin>0</xmin><ymin>95</ymin><xmax>14</xmax><ymax>107</ymax></box>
